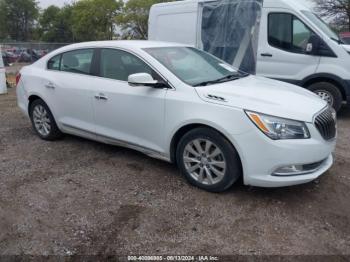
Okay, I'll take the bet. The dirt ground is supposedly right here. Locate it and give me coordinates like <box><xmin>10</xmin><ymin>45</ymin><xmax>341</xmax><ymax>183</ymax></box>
<box><xmin>0</xmin><ymin>87</ymin><xmax>350</xmax><ymax>256</ymax></box>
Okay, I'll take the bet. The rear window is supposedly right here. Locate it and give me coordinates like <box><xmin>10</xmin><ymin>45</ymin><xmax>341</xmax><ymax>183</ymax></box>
<box><xmin>47</xmin><ymin>49</ymin><xmax>94</xmax><ymax>75</ymax></box>
<box><xmin>61</xmin><ymin>49</ymin><xmax>94</xmax><ymax>75</ymax></box>
<box><xmin>47</xmin><ymin>55</ymin><xmax>61</xmax><ymax>70</ymax></box>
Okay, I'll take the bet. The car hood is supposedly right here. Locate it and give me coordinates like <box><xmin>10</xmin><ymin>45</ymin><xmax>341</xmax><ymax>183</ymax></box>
<box><xmin>195</xmin><ymin>75</ymin><xmax>327</xmax><ymax>122</ymax></box>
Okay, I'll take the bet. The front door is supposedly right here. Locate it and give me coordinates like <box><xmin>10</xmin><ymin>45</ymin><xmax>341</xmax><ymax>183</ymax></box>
<box><xmin>92</xmin><ymin>48</ymin><xmax>167</xmax><ymax>153</ymax></box>
<box><xmin>256</xmin><ymin>9</ymin><xmax>320</xmax><ymax>82</ymax></box>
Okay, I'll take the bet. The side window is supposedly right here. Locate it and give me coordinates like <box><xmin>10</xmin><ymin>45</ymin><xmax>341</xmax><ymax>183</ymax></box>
<box><xmin>268</xmin><ymin>13</ymin><xmax>313</xmax><ymax>53</ymax></box>
<box><xmin>61</xmin><ymin>49</ymin><xmax>94</xmax><ymax>75</ymax></box>
<box><xmin>47</xmin><ymin>55</ymin><xmax>61</xmax><ymax>70</ymax></box>
<box><xmin>293</xmin><ymin>17</ymin><xmax>312</xmax><ymax>51</ymax></box>
<box><xmin>100</xmin><ymin>49</ymin><xmax>153</xmax><ymax>81</ymax></box>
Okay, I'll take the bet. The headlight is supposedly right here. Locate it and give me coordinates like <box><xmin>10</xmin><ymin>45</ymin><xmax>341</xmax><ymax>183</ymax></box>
<box><xmin>245</xmin><ymin>111</ymin><xmax>310</xmax><ymax>140</ymax></box>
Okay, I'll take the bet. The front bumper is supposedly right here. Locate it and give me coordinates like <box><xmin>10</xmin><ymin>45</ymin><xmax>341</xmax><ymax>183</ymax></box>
<box><xmin>245</xmin><ymin>154</ymin><xmax>333</xmax><ymax>187</ymax></box>
<box><xmin>230</xmin><ymin>122</ymin><xmax>336</xmax><ymax>188</ymax></box>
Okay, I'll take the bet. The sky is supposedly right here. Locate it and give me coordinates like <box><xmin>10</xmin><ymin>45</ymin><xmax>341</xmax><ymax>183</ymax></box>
<box><xmin>37</xmin><ymin>0</ymin><xmax>315</xmax><ymax>9</ymax></box>
<box><xmin>38</xmin><ymin>0</ymin><xmax>72</xmax><ymax>8</ymax></box>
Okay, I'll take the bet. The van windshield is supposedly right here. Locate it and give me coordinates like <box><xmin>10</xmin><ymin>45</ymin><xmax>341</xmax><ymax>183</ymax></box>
<box><xmin>302</xmin><ymin>11</ymin><xmax>341</xmax><ymax>43</ymax></box>
<box><xmin>144</xmin><ymin>47</ymin><xmax>248</xmax><ymax>87</ymax></box>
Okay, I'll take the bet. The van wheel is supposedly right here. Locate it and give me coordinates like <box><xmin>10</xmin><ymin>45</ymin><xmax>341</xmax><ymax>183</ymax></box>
<box><xmin>176</xmin><ymin>127</ymin><xmax>241</xmax><ymax>193</ymax></box>
<box><xmin>308</xmin><ymin>82</ymin><xmax>342</xmax><ymax>112</ymax></box>
<box><xmin>29</xmin><ymin>99</ymin><xmax>63</xmax><ymax>140</ymax></box>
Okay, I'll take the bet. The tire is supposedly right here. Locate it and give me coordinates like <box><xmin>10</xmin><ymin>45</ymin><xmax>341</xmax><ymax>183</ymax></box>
<box><xmin>29</xmin><ymin>99</ymin><xmax>63</xmax><ymax>141</ymax></box>
<box><xmin>176</xmin><ymin>127</ymin><xmax>241</xmax><ymax>193</ymax></box>
<box><xmin>308</xmin><ymin>82</ymin><xmax>343</xmax><ymax>112</ymax></box>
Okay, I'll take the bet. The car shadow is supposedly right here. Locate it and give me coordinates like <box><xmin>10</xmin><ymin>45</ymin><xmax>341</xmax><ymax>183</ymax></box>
<box><xmin>337</xmin><ymin>105</ymin><xmax>350</xmax><ymax>118</ymax></box>
<box><xmin>55</xmin><ymin>131</ymin><xmax>332</xmax><ymax>201</ymax></box>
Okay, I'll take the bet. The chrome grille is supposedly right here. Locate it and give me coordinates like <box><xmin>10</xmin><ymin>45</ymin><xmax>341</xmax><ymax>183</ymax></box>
<box><xmin>314</xmin><ymin>107</ymin><xmax>336</xmax><ymax>140</ymax></box>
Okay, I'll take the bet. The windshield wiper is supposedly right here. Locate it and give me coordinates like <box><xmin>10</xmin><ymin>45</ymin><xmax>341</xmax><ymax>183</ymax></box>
<box><xmin>331</xmin><ymin>37</ymin><xmax>344</xmax><ymax>44</ymax></box>
<box><xmin>194</xmin><ymin>73</ymin><xmax>248</xmax><ymax>87</ymax></box>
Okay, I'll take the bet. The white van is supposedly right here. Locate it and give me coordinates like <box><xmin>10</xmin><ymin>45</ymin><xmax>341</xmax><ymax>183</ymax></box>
<box><xmin>149</xmin><ymin>0</ymin><xmax>350</xmax><ymax>111</ymax></box>
<box><xmin>0</xmin><ymin>55</ymin><xmax>7</xmax><ymax>94</ymax></box>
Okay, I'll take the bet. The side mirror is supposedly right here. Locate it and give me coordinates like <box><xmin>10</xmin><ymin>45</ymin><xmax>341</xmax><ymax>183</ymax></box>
<box><xmin>306</xmin><ymin>34</ymin><xmax>321</xmax><ymax>55</ymax></box>
<box><xmin>128</xmin><ymin>73</ymin><xmax>158</xmax><ymax>87</ymax></box>
<box><xmin>306</xmin><ymin>43</ymin><xmax>313</xmax><ymax>54</ymax></box>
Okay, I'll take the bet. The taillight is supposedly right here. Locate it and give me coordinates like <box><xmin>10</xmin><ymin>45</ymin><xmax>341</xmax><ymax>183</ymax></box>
<box><xmin>16</xmin><ymin>73</ymin><xmax>21</xmax><ymax>86</ymax></box>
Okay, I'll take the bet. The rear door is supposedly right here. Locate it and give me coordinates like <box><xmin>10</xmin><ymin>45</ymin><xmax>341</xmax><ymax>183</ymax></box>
<box><xmin>44</xmin><ymin>49</ymin><xmax>97</xmax><ymax>139</ymax></box>
<box><xmin>256</xmin><ymin>9</ymin><xmax>320</xmax><ymax>82</ymax></box>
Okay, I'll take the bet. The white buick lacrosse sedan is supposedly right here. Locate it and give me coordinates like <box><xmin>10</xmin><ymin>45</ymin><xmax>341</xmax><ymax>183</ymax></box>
<box><xmin>17</xmin><ymin>41</ymin><xmax>336</xmax><ymax>192</ymax></box>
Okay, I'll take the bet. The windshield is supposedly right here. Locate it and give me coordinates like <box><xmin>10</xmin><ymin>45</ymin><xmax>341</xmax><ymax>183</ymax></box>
<box><xmin>302</xmin><ymin>11</ymin><xmax>340</xmax><ymax>42</ymax></box>
<box><xmin>144</xmin><ymin>47</ymin><xmax>247</xmax><ymax>86</ymax></box>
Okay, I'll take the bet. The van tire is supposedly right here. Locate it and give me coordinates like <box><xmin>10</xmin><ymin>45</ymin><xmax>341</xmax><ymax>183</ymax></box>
<box><xmin>308</xmin><ymin>82</ymin><xmax>342</xmax><ymax>112</ymax></box>
<box><xmin>176</xmin><ymin>127</ymin><xmax>241</xmax><ymax>192</ymax></box>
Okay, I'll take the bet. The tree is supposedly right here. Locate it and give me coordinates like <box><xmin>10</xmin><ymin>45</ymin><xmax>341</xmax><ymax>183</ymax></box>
<box><xmin>39</xmin><ymin>5</ymin><xmax>61</xmax><ymax>41</ymax></box>
<box><xmin>314</xmin><ymin>0</ymin><xmax>350</xmax><ymax>31</ymax></box>
<box><xmin>117</xmin><ymin>0</ymin><xmax>175</xmax><ymax>40</ymax></box>
<box><xmin>71</xmin><ymin>0</ymin><xmax>123</xmax><ymax>41</ymax></box>
<box><xmin>0</xmin><ymin>1</ymin><xmax>6</xmax><ymax>40</ymax></box>
<box><xmin>38</xmin><ymin>5</ymin><xmax>74</xmax><ymax>42</ymax></box>
<box><xmin>0</xmin><ymin>0</ymin><xmax>39</xmax><ymax>41</ymax></box>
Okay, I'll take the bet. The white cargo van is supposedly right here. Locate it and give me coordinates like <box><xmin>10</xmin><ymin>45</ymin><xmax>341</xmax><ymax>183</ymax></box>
<box><xmin>0</xmin><ymin>55</ymin><xmax>7</xmax><ymax>94</ymax></box>
<box><xmin>149</xmin><ymin>0</ymin><xmax>350</xmax><ymax>111</ymax></box>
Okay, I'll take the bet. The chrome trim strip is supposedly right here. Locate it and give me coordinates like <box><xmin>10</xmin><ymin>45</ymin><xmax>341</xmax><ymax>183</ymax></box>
<box><xmin>62</xmin><ymin>123</ymin><xmax>171</xmax><ymax>162</ymax></box>
<box><xmin>61</xmin><ymin>123</ymin><xmax>96</xmax><ymax>135</ymax></box>
<box><xmin>46</xmin><ymin>46</ymin><xmax>176</xmax><ymax>90</ymax></box>
<box><xmin>312</xmin><ymin>105</ymin><xmax>329</xmax><ymax>123</ymax></box>
<box><xmin>205</xmin><ymin>94</ymin><xmax>227</xmax><ymax>102</ymax></box>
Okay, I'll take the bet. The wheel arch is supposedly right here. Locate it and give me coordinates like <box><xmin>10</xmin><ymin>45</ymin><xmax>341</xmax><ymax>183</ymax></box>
<box><xmin>302</xmin><ymin>73</ymin><xmax>347</xmax><ymax>101</ymax></box>
<box><xmin>27</xmin><ymin>94</ymin><xmax>57</xmax><ymax>121</ymax></box>
<box><xmin>169</xmin><ymin>123</ymin><xmax>243</xmax><ymax>172</ymax></box>
<box><xmin>28</xmin><ymin>94</ymin><xmax>45</xmax><ymax>115</ymax></box>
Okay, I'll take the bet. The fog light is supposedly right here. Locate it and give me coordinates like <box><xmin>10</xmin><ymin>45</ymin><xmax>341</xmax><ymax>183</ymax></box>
<box><xmin>273</xmin><ymin>165</ymin><xmax>304</xmax><ymax>176</ymax></box>
<box><xmin>272</xmin><ymin>160</ymin><xmax>325</xmax><ymax>176</ymax></box>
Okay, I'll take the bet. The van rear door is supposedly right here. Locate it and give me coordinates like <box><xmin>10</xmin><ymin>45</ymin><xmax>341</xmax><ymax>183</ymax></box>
<box><xmin>198</xmin><ymin>0</ymin><xmax>262</xmax><ymax>75</ymax></box>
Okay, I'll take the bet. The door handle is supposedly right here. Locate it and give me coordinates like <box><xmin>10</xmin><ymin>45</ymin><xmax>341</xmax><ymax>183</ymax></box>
<box><xmin>45</xmin><ymin>82</ymin><xmax>55</xmax><ymax>89</ymax></box>
<box><xmin>99</xmin><ymin>95</ymin><xmax>108</xmax><ymax>100</ymax></box>
<box><xmin>94</xmin><ymin>93</ymin><xmax>108</xmax><ymax>101</ymax></box>
<box><xmin>261</xmin><ymin>53</ymin><xmax>273</xmax><ymax>57</ymax></box>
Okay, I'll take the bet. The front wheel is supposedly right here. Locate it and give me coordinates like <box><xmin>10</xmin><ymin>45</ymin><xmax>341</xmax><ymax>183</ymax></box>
<box><xmin>176</xmin><ymin>127</ymin><xmax>241</xmax><ymax>192</ymax></box>
<box><xmin>308</xmin><ymin>82</ymin><xmax>342</xmax><ymax>112</ymax></box>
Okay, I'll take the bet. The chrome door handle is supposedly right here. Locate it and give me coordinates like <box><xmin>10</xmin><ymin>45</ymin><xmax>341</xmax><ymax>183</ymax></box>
<box><xmin>94</xmin><ymin>93</ymin><xmax>108</xmax><ymax>100</ymax></box>
<box><xmin>45</xmin><ymin>82</ymin><xmax>55</xmax><ymax>89</ymax></box>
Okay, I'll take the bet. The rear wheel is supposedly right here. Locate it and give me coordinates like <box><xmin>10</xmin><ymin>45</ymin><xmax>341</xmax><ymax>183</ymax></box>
<box><xmin>308</xmin><ymin>82</ymin><xmax>342</xmax><ymax>112</ymax></box>
<box><xmin>176</xmin><ymin>127</ymin><xmax>241</xmax><ymax>192</ymax></box>
<box><xmin>29</xmin><ymin>99</ymin><xmax>63</xmax><ymax>140</ymax></box>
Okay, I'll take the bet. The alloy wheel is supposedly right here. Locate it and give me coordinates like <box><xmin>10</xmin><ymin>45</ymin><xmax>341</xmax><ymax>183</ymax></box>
<box><xmin>32</xmin><ymin>104</ymin><xmax>51</xmax><ymax>136</ymax></box>
<box><xmin>183</xmin><ymin>138</ymin><xmax>226</xmax><ymax>185</ymax></box>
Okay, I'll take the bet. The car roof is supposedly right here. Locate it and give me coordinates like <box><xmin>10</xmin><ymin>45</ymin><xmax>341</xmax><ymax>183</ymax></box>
<box><xmin>33</xmin><ymin>40</ymin><xmax>191</xmax><ymax>68</ymax></box>
<box><xmin>57</xmin><ymin>40</ymin><xmax>189</xmax><ymax>52</ymax></box>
